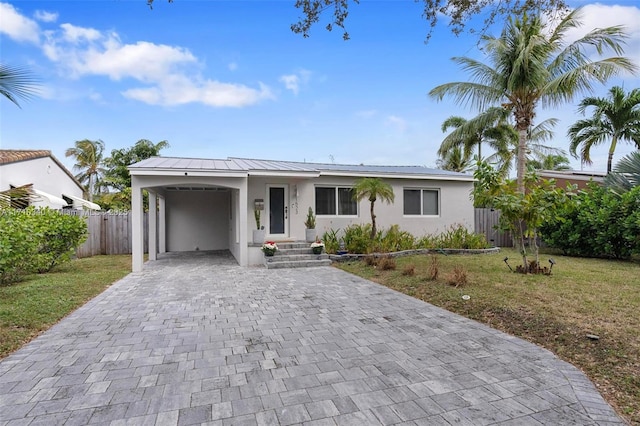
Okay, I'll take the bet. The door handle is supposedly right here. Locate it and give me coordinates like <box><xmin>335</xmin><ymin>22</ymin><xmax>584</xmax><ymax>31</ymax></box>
<box><xmin>285</xmin><ymin>206</ymin><xmax>288</xmax><ymax>219</ymax></box>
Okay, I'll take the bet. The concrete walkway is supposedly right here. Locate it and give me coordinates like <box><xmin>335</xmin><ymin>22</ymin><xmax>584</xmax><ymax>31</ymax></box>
<box><xmin>0</xmin><ymin>252</ymin><xmax>623</xmax><ymax>425</ymax></box>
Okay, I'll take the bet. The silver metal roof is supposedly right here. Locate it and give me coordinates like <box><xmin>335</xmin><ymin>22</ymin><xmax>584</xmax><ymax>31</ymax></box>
<box><xmin>129</xmin><ymin>156</ymin><xmax>473</xmax><ymax>180</ymax></box>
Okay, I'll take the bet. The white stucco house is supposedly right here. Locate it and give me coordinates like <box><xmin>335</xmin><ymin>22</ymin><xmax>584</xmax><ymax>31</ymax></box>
<box><xmin>129</xmin><ymin>156</ymin><xmax>475</xmax><ymax>271</ymax></box>
<box><xmin>0</xmin><ymin>149</ymin><xmax>100</xmax><ymax>210</ymax></box>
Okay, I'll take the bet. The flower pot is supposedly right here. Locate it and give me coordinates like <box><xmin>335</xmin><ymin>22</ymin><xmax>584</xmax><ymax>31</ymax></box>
<box><xmin>312</xmin><ymin>246</ymin><xmax>323</xmax><ymax>255</ymax></box>
<box><xmin>263</xmin><ymin>249</ymin><xmax>276</xmax><ymax>257</ymax></box>
<box><xmin>305</xmin><ymin>228</ymin><xmax>316</xmax><ymax>243</ymax></box>
<box><xmin>253</xmin><ymin>229</ymin><xmax>266</xmax><ymax>244</ymax></box>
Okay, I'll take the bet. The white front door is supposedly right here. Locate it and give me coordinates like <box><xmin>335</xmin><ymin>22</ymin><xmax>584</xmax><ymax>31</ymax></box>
<box><xmin>267</xmin><ymin>185</ymin><xmax>289</xmax><ymax>237</ymax></box>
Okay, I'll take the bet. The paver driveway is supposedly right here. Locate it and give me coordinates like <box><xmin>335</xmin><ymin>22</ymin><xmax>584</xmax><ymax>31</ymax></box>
<box><xmin>0</xmin><ymin>251</ymin><xmax>623</xmax><ymax>425</ymax></box>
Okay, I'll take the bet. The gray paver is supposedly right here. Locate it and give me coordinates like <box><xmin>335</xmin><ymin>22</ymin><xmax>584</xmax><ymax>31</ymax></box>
<box><xmin>0</xmin><ymin>251</ymin><xmax>624</xmax><ymax>425</ymax></box>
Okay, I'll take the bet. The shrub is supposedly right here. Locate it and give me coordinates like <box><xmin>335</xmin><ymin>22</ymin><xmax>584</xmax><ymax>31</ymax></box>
<box><xmin>435</xmin><ymin>224</ymin><xmax>489</xmax><ymax>249</ymax></box>
<box><xmin>0</xmin><ymin>210</ymin><xmax>39</xmax><ymax>284</ymax></box>
<box><xmin>343</xmin><ymin>224</ymin><xmax>373</xmax><ymax>254</ymax></box>
<box><xmin>379</xmin><ymin>225</ymin><xmax>416</xmax><ymax>253</ymax></box>
<box><xmin>446</xmin><ymin>265</ymin><xmax>468</xmax><ymax>287</ymax></box>
<box><xmin>364</xmin><ymin>255</ymin><xmax>378</xmax><ymax>266</ymax></box>
<box><xmin>0</xmin><ymin>208</ymin><xmax>87</xmax><ymax>283</ymax></box>
<box><xmin>321</xmin><ymin>228</ymin><xmax>340</xmax><ymax>254</ymax></box>
<box><xmin>540</xmin><ymin>185</ymin><xmax>640</xmax><ymax>259</ymax></box>
<box><xmin>32</xmin><ymin>209</ymin><xmax>88</xmax><ymax>273</ymax></box>
<box><xmin>378</xmin><ymin>256</ymin><xmax>396</xmax><ymax>270</ymax></box>
<box><xmin>427</xmin><ymin>254</ymin><xmax>439</xmax><ymax>281</ymax></box>
<box><xmin>402</xmin><ymin>264</ymin><xmax>416</xmax><ymax>276</ymax></box>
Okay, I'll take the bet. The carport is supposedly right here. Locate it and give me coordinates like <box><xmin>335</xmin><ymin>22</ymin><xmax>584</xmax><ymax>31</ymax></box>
<box><xmin>129</xmin><ymin>158</ymin><xmax>250</xmax><ymax>271</ymax></box>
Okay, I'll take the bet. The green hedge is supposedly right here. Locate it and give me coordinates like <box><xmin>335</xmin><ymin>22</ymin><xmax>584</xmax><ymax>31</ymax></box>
<box><xmin>540</xmin><ymin>185</ymin><xmax>640</xmax><ymax>259</ymax></box>
<box><xmin>0</xmin><ymin>208</ymin><xmax>87</xmax><ymax>284</ymax></box>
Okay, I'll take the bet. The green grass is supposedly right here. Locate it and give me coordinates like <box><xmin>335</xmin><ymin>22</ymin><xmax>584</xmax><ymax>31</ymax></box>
<box><xmin>337</xmin><ymin>249</ymin><xmax>640</xmax><ymax>424</ymax></box>
<box><xmin>0</xmin><ymin>255</ymin><xmax>131</xmax><ymax>359</ymax></box>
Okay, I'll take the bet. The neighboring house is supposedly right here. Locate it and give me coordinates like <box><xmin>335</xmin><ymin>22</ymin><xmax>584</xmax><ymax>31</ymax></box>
<box><xmin>0</xmin><ymin>149</ymin><xmax>100</xmax><ymax>210</ymax></box>
<box><xmin>537</xmin><ymin>169</ymin><xmax>606</xmax><ymax>190</ymax></box>
<box><xmin>129</xmin><ymin>156</ymin><xmax>475</xmax><ymax>270</ymax></box>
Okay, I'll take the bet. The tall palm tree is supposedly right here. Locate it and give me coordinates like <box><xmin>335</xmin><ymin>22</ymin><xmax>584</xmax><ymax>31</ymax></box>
<box><xmin>353</xmin><ymin>177</ymin><xmax>395</xmax><ymax>239</ymax></box>
<box><xmin>0</xmin><ymin>63</ymin><xmax>39</xmax><ymax>107</ymax></box>
<box><xmin>568</xmin><ymin>86</ymin><xmax>640</xmax><ymax>174</ymax></box>
<box><xmin>429</xmin><ymin>9</ymin><xmax>637</xmax><ymax>193</ymax></box>
<box><xmin>65</xmin><ymin>139</ymin><xmax>106</xmax><ymax>201</ymax></box>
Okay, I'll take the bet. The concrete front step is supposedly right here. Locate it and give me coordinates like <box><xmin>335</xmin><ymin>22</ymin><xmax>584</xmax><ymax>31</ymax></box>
<box><xmin>272</xmin><ymin>248</ymin><xmax>324</xmax><ymax>256</ymax></box>
<box><xmin>270</xmin><ymin>242</ymin><xmax>312</xmax><ymax>250</ymax></box>
<box><xmin>268</xmin><ymin>253</ymin><xmax>329</xmax><ymax>262</ymax></box>
<box><xmin>264</xmin><ymin>258</ymin><xmax>332</xmax><ymax>269</ymax></box>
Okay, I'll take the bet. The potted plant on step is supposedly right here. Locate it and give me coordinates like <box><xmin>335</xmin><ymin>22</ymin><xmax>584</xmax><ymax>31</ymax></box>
<box><xmin>304</xmin><ymin>207</ymin><xmax>316</xmax><ymax>243</ymax></box>
<box><xmin>253</xmin><ymin>208</ymin><xmax>265</xmax><ymax>244</ymax></box>
<box><xmin>310</xmin><ymin>239</ymin><xmax>324</xmax><ymax>255</ymax></box>
<box><xmin>262</xmin><ymin>241</ymin><xmax>278</xmax><ymax>256</ymax></box>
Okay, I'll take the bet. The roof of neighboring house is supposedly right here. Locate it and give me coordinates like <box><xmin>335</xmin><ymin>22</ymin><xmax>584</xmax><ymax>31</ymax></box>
<box><xmin>0</xmin><ymin>149</ymin><xmax>84</xmax><ymax>192</ymax></box>
<box><xmin>537</xmin><ymin>169</ymin><xmax>606</xmax><ymax>182</ymax></box>
<box><xmin>129</xmin><ymin>156</ymin><xmax>475</xmax><ymax>181</ymax></box>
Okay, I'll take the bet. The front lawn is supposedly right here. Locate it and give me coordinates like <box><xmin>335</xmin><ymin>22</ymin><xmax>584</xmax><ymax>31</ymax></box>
<box><xmin>337</xmin><ymin>249</ymin><xmax>640</xmax><ymax>424</ymax></box>
<box><xmin>0</xmin><ymin>255</ymin><xmax>131</xmax><ymax>359</ymax></box>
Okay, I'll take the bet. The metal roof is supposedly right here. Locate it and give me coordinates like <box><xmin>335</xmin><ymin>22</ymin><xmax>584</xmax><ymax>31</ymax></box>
<box><xmin>130</xmin><ymin>156</ymin><xmax>473</xmax><ymax>180</ymax></box>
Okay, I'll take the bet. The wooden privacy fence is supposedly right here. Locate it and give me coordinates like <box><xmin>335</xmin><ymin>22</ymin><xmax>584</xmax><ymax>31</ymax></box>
<box><xmin>474</xmin><ymin>208</ymin><xmax>513</xmax><ymax>248</ymax></box>
<box><xmin>62</xmin><ymin>211</ymin><xmax>148</xmax><ymax>258</ymax></box>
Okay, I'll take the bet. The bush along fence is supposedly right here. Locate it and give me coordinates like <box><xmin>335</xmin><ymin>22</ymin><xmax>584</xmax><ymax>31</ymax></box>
<box><xmin>0</xmin><ymin>208</ymin><xmax>88</xmax><ymax>284</ymax></box>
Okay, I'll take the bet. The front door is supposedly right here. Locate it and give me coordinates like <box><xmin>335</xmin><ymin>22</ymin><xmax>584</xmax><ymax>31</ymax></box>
<box><xmin>267</xmin><ymin>185</ymin><xmax>288</xmax><ymax>237</ymax></box>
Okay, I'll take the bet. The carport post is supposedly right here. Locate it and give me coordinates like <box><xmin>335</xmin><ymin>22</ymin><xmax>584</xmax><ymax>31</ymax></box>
<box><xmin>131</xmin><ymin>179</ymin><xmax>144</xmax><ymax>272</ymax></box>
<box><xmin>148</xmin><ymin>191</ymin><xmax>157</xmax><ymax>261</ymax></box>
<box><xmin>158</xmin><ymin>195</ymin><xmax>166</xmax><ymax>253</ymax></box>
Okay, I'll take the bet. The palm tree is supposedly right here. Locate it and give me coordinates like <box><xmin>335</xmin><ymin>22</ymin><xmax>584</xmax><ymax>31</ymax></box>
<box><xmin>429</xmin><ymin>9</ymin><xmax>637</xmax><ymax>194</ymax></box>
<box><xmin>568</xmin><ymin>86</ymin><xmax>640</xmax><ymax>174</ymax></box>
<box><xmin>436</xmin><ymin>146</ymin><xmax>473</xmax><ymax>172</ymax></box>
<box><xmin>438</xmin><ymin>107</ymin><xmax>513</xmax><ymax>163</ymax></box>
<box><xmin>605</xmin><ymin>151</ymin><xmax>640</xmax><ymax>193</ymax></box>
<box><xmin>353</xmin><ymin>177</ymin><xmax>395</xmax><ymax>239</ymax></box>
<box><xmin>65</xmin><ymin>139</ymin><xmax>106</xmax><ymax>201</ymax></box>
<box><xmin>0</xmin><ymin>63</ymin><xmax>39</xmax><ymax>107</ymax></box>
<box><xmin>528</xmin><ymin>154</ymin><xmax>572</xmax><ymax>171</ymax></box>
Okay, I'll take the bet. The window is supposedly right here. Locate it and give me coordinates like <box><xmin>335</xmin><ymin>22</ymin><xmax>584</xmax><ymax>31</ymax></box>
<box><xmin>315</xmin><ymin>187</ymin><xmax>357</xmax><ymax>216</ymax></box>
<box><xmin>403</xmin><ymin>189</ymin><xmax>439</xmax><ymax>216</ymax></box>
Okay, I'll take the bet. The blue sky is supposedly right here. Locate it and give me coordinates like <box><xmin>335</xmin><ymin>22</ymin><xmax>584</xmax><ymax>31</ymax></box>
<box><xmin>1</xmin><ymin>0</ymin><xmax>639</xmax><ymax>174</ymax></box>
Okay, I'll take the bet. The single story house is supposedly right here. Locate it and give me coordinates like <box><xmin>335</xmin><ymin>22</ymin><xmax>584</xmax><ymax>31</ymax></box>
<box><xmin>0</xmin><ymin>149</ymin><xmax>100</xmax><ymax>210</ymax></box>
<box><xmin>128</xmin><ymin>157</ymin><xmax>475</xmax><ymax>271</ymax></box>
<box><xmin>537</xmin><ymin>169</ymin><xmax>606</xmax><ymax>190</ymax></box>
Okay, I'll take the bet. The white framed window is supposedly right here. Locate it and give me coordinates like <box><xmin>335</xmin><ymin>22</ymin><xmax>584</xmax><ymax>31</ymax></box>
<box><xmin>403</xmin><ymin>188</ymin><xmax>439</xmax><ymax>216</ymax></box>
<box><xmin>315</xmin><ymin>186</ymin><xmax>358</xmax><ymax>216</ymax></box>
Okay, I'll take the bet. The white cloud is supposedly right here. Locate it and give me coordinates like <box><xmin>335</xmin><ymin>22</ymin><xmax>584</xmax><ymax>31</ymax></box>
<box><xmin>280</xmin><ymin>74</ymin><xmax>300</xmax><ymax>94</ymax></box>
<box><xmin>37</xmin><ymin>19</ymin><xmax>273</xmax><ymax>107</ymax></box>
<box><xmin>280</xmin><ymin>69</ymin><xmax>312</xmax><ymax>95</ymax></box>
<box><xmin>123</xmin><ymin>76</ymin><xmax>274</xmax><ymax>107</ymax></box>
<box><xmin>228</xmin><ymin>62</ymin><xmax>238</xmax><ymax>71</ymax></box>
<box><xmin>385</xmin><ymin>115</ymin><xmax>408</xmax><ymax>132</ymax></box>
<box><xmin>34</xmin><ymin>10</ymin><xmax>58</xmax><ymax>23</ymax></box>
<box><xmin>0</xmin><ymin>2</ymin><xmax>40</xmax><ymax>44</ymax></box>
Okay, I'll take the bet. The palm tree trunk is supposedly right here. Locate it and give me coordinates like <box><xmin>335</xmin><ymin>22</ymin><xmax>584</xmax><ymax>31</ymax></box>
<box><xmin>88</xmin><ymin>174</ymin><xmax>94</xmax><ymax>202</ymax></box>
<box><xmin>370</xmin><ymin>200</ymin><xmax>376</xmax><ymax>239</ymax></box>
<box><xmin>607</xmin><ymin>137</ymin><xmax>618</xmax><ymax>174</ymax></box>
<box><xmin>516</xmin><ymin>128</ymin><xmax>527</xmax><ymax>194</ymax></box>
